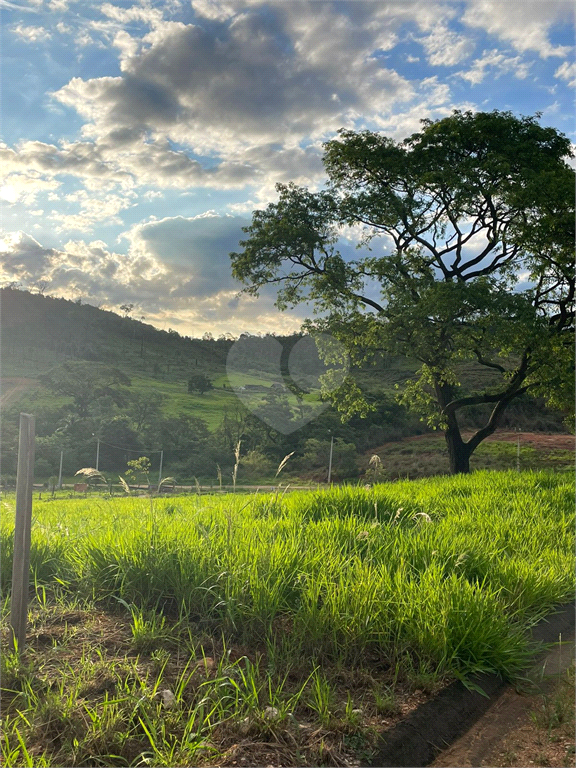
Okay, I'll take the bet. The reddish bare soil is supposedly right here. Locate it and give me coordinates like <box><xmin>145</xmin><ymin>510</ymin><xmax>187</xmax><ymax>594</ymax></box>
<box><xmin>0</xmin><ymin>377</ymin><xmax>37</xmax><ymax>406</ymax></box>
<box><xmin>431</xmin><ymin>638</ymin><xmax>575</xmax><ymax>768</ymax></box>
<box><xmin>371</xmin><ymin>430</ymin><xmax>575</xmax><ymax>454</ymax></box>
<box><xmin>463</xmin><ymin>431</ymin><xmax>575</xmax><ymax>451</ymax></box>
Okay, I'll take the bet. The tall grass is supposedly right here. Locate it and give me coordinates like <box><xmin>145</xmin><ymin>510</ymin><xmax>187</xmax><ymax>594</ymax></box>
<box><xmin>1</xmin><ymin>471</ymin><xmax>574</xmax><ymax>679</ymax></box>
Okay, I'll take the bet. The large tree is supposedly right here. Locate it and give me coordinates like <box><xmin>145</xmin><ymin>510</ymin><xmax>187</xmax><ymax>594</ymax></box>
<box><xmin>39</xmin><ymin>362</ymin><xmax>131</xmax><ymax>418</ymax></box>
<box><xmin>231</xmin><ymin>111</ymin><xmax>574</xmax><ymax>474</ymax></box>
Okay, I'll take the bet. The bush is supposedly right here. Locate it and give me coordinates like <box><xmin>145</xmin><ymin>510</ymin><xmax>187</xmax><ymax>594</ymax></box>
<box><xmin>240</xmin><ymin>450</ymin><xmax>274</xmax><ymax>479</ymax></box>
<box><xmin>301</xmin><ymin>438</ymin><xmax>359</xmax><ymax>479</ymax></box>
<box><xmin>34</xmin><ymin>458</ymin><xmax>55</xmax><ymax>478</ymax></box>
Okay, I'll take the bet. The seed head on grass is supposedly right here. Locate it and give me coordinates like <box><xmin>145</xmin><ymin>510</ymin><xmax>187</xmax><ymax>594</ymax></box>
<box><xmin>275</xmin><ymin>452</ymin><xmax>295</xmax><ymax>479</ymax></box>
<box><xmin>75</xmin><ymin>468</ymin><xmax>106</xmax><ymax>483</ymax></box>
<box><xmin>118</xmin><ymin>476</ymin><xmax>131</xmax><ymax>495</ymax></box>
<box><xmin>232</xmin><ymin>441</ymin><xmax>241</xmax><ymax>491</ymax></box>
<box><xmin>158</xmin><ymin>476</ymin><xmax>175</xmax><ymax>493</ymax></box>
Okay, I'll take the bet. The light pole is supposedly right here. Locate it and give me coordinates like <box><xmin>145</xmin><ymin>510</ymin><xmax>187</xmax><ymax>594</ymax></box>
<box><xmin>92</xmin><ymin>433</ymin><xmax>100</xmax><ymax>470</ymax></box>
<box><xmin>158</xmin><ymin>450</ymin><xmax>164</xmax><ymax>488</ymax></box>
<box><xmin>57</xmin><ymin>450</ymin><xmax>63</xmax><ymax>489</ymax></box>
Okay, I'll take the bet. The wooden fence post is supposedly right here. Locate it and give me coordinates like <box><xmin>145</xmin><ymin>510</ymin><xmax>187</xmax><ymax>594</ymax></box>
<box><xmin>10</xmin><ymin>413</ymin><xmax>35</xmax><ymax>653</ymax></box>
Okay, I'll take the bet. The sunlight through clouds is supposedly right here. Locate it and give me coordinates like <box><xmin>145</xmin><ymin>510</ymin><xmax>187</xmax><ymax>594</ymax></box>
<box><xmin>1</xmin><ymin>0</ymin><xmax>574</xmax><ymax>335</ymax></box>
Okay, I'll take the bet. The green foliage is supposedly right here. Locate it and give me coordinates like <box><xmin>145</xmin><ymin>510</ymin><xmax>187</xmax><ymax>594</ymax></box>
<box><xmin>125</xmin><ymin>457</ymin><xmax>152</xmax><ymax>485</ymax></box>
<box><xmin>231</xmin><ymin>110</ymin><xmax>575</xmax><ymax>473</ymax></box>
<box><xmin>39</xmin><ymin>362</ymin><xmax>131</xmax><ymax>417</ymax></box>
<box><xmin>187</xmin><ymin>374</ymin><xmax>213</xmax><ymax>395</ymax></box>
<box><xmin>0</xmin><ymin>472</ymin><xmax>574</xmax><ymax>766</ymax></box>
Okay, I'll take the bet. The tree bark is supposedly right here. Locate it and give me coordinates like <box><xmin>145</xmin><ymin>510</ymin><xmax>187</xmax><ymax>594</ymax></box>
<box><xmin>434</xmin><ymin>375</ymin><xmax>473</xmax><ymax>474</ymax></box>
<box><xmin>444</xmin><ymin>425</ymin><xmax>472</xmax><ymax>474</ymax></box>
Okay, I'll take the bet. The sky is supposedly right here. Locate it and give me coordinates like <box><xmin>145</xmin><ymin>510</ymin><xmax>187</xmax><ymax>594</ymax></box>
<box><xmin>1</xmin><ymin>0</ymin><xmax>574</xmax><ymax>338</ymax></box>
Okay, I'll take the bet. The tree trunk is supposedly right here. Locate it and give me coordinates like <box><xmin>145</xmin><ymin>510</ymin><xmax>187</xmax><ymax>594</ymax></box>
<box><xmin>432</xmin><ymin>376</ymin><xmax>472</xmax><ymax>474</ymax></box>
<box><xmin>444</xmin><ymin>426</ymin><xmax>472</xmax><ymax>474</ymax></box>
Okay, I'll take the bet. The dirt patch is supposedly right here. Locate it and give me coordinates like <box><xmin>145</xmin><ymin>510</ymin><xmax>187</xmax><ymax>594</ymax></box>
<box><xmin>368</xmin><ymin>604</ymin><xmax>575</xmax><ymax>768</ymax></box>
<box><xmin>462</xmin><ymin>431</ymin><xmax>575</xmax><ymax>452</ymax></box>
<box><xmin>431</xmin><ymin>639</ymin><xmax>575</xmax><ymax>768</ymax></box>
<box><xmin>369</xmin><ymin>431</ymin><xmax>575</xmax><ymax>456</ymax></box>
<box><xmin>0</xmin><ymin>377</ymin><xmax>37</xmax><ymax>407</ymax></box>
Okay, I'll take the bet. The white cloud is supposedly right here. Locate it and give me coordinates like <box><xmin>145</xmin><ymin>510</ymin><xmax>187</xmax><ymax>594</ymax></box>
<box><xmin>457</xmin><ymin>49</ymin><xmax>533</xmax><ymax>85</ymax></box>
<box><xmin>99</xmin><ymin>2</ymin><xmax>164</xmax><ymax>27</ymax></box>
<box><xmin>0</xmin><ymin>170</ymin><xmax>61</xmax><ymax>206</ymax></box>
<box><xmin>51</xmin><ymin>189</ymin><xmax>137</xmax><ymax>232</ymax></box>
<box><xmin>418</xmin><ymin>25</ymin><xmax>473</xmax><ymax>67</ymax></box>
<box><xmin>48</xmin><ymin>0</ymin><xmax>69</xmax><ymax>11</ymax></box>
<box><xmin>462</xmin><ymin>0</ymin><xmax>574</xmax><ymax>59</ymax></box>
<box><xmin>190</xmin><ymin>0</ymin><xmax>241</xmax><ymax>22</ymax></box>
<box><xmin>12</xmin><ymin>23</ymin><xmax>51</xmax><ymax>42</ymax></box>
<box><xmin>555</xmin><ymin>61</ymin><xmax>576</xmax><ymax>87</ymax></box>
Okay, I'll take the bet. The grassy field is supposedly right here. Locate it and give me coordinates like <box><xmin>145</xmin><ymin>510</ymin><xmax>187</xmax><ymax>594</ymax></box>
<box><xmin>1</xmin><ymin>471</ymin><xmax>574</xmax><ymax>767</ymax></box>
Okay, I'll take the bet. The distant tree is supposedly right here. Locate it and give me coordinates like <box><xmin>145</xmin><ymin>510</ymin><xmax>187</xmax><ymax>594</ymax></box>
<box><xmin>32</xmin><ymin>280</ymin><xmax>50</xmax><ymax>296</ymax></box>
<box><xmin>126</xmin><ymin>391</ymin><xmax>165</xmax><ymax>431</ymax></box>
<box><xmin>39</xmin><ymin>362</ymin><xmax>131</xmax><ymax>417</ymax></box>
<box><xmin>188</xmin><ymin>373</ymin><xmax>214</xmax><ymax>395</ymax></box>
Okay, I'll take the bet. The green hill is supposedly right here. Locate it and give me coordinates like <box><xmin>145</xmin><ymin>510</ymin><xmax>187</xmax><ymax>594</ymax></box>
<box><xmin>0</xmin><ymin>288</ymin><xmax>568</xmax><ymax>483</ymax></box>
<box><xmin>0</xmin><ymin>287</ymin><xmax>423</xmax><ymax>423</ymax></box>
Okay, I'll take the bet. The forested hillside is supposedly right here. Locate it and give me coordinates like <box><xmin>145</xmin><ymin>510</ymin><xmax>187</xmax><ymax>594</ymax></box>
<box><xmin>1</xmin><ymin>288</ymin><xmax>569</xmax><ymax>484</ymax></box>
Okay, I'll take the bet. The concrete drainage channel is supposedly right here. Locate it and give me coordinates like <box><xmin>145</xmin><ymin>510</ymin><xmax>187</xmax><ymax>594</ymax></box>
<box><xmin>367</xmin><ymin>602</ymin><xmax>575</xmax><ymax>768</ymax></box>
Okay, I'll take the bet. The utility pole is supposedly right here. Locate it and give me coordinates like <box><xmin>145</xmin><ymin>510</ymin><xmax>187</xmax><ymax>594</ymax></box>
<box><xmin>96</xmin><ymin>438</ymin><xmax>100</xmax><ymax>471</ymax></box>
<box><xmin>57</xmin><ymin>450</ymin><xmax>63</xmax><ymax>489</ymax></box>
<box><xmin>158</xmin><ymin>450</ymin><xmax>164</xmax><ymax>488</ymax></box>
<box><xmin>327</xmin><ymin>435</ymin><xmax>334</xmax><ymax>485</ymax></box>
<box><xmin>516</xmin><ymin>430</ymin><xmax>521</xmax><ymax>472</ymax></box>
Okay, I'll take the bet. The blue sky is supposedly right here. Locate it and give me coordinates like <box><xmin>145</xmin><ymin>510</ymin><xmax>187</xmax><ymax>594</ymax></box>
<box><xmin>1</xmin><ymin>0</ymin><xmax>574</xmax><ymax>336</ymax></box>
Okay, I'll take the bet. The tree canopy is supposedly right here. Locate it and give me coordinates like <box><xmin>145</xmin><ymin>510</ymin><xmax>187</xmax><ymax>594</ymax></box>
<box><xmin>231</xmin><ymin>110</ymin><xmax>575</xmax><ymax>473</ymax></box>
<box><xmin>188</xmin><ymin>373</ymin><xmax>214</xmax><ymax>395</ymax></box>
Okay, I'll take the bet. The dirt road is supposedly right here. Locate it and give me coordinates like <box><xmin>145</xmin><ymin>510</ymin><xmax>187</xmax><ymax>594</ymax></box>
<box><xmin>0</xmin><ymin>377</ymin><xmax>36</xmax><ymax>407</ymax></box>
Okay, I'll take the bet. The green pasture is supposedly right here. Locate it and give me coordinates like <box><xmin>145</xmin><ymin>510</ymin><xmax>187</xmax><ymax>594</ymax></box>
<box><xmin>2</xmin><ymin>471</ymin><xmax>574</xmax><ymax>678</ymax></box>
<box><xmin>1</xmin><ymin>470</ymin><xmax>574</xmax><ymax>767</ymax></box>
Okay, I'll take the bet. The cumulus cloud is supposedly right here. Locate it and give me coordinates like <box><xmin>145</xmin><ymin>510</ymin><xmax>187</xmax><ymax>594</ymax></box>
<box><xmin>462</xmin><ymin>0</ymin><xmax>573</xmax><ymax>59</ymax></box>
<box><xmin>7</xmin><ymin>1</ymin><xmax>466</xmax><ymax>203</ymax></box>
<box><xmin>51</xmin><ymin>189</ymin><xmax>137</xmax><ymax>232</ymax></box>
<box><xmin>457</xmin><ymin>49</ymin><xmax>533</xmax><ymax>85</ymax></box>
<box><xmin>122</xmin><ymin>212</ymin><xmax>249</xmax><ymax>296</ymax></box>
<box><xmin>11</xmin><ymin>24</ymin><xmax>52</xmax><ymax>42</ymax></box>
<box><xmin>0</xmin><ymin>224</ymin><xmax>307</xmax><ymax>335</ymax></box>
<box><xmin>555</xmin><ymin>61</ymin><xmax>576</xmax><ymax>87</ymax></box>
<box><xmin>0</xmin><ymin>232</ymin><xmax>54</xmax><ymax>279</ymax></box>
<box><xmin>52</xmin><ymin>11</ymin><xmax>414</xmax><ymax>155</ymax></box>
<box><xmin>418</xmin><ymin>25</ymin><xmax>473</xmax><ymax>67</ymax></box>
